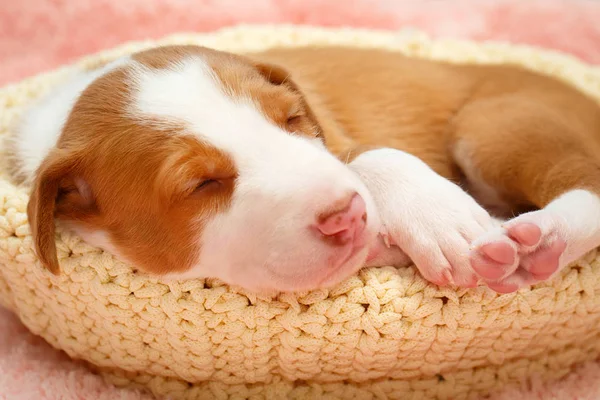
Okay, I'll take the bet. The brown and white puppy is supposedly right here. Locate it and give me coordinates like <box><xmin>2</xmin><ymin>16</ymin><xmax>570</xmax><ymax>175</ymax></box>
<box><xmin>9</xmin><ymin>45</ymin><xmax>600</xmax><ymax>294</ymax></box>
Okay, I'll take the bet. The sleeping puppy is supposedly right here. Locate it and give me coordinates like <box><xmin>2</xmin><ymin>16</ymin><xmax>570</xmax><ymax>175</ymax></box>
<box><xmin>8</xmin><ymin>45</ymin><xmax>600</xmax><ymax>293</ymax></box>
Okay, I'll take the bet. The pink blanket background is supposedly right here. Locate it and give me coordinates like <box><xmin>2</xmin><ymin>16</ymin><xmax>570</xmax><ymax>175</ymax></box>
<box><xmin>2</xmin><ymin>0</ymin><xmax>600</xmax><ymax>399</ymax></box>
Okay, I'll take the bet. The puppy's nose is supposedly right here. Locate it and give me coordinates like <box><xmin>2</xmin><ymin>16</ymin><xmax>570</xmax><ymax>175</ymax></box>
<box><xmin>316</xmin><ymin>193</ymin><xmax>367</xmax><ymax>246</ymax></box>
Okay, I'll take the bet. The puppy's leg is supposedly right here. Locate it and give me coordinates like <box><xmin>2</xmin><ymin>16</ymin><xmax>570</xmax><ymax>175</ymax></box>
<box><xmin>349</xmin><ymin>148</ymin><xmax>496</xmax><ymax>288</ymax></box>
<box><xmin>452</xmin><ymin>97</ymin><xmax>600</xmax><ymax>292</ymax></box>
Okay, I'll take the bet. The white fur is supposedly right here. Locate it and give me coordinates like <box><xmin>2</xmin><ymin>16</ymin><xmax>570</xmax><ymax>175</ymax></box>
<box><xmin>127</xmin><ymin>56</ymin><xmax>380</xmax><ymax>291</ymax></box>
<box><xmin>349</xmin><ymin>148</ymin><xmax>498</xmax><ymax>287</ymax></box>
<box><xmin>13</xmin><ymin>58</ymin><xmax>131</xmax><ymax>182</ymax></box>
<box><xmin>545</xmin><ymin>190</ymin><xmax>600</xmax><ymax>264</ymax></box>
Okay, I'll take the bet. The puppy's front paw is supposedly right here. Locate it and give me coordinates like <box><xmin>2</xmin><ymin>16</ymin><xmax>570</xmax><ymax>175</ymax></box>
<box><xmin>373</xmin><ymin>174</ymin><xmax>495</xmax><ymax>288</ymax></box>
<box><xmin>350</xmin><ymin>148</ymin><xmax>494</xmax><ymax>288</ymax></box>
<box><xmin>392</xmin><ymin>195</ymin><xmax>492</xmax><ymax>288</ymax></box>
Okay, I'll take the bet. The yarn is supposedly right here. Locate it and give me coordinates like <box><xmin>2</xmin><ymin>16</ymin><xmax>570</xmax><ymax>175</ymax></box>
<box><xmin>1</xmin><ymin>26</ymin><xmax>600</xmax><ymax>400</ymax></box>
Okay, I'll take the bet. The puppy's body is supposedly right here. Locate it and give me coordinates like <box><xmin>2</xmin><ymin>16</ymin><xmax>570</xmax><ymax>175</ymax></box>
<box><xmin>259</xmin><ymin>47</ymin><xmax>600</xmax><ymax>209</ymax></box>
<box><xmin>11</xmin><ymin>45</ymin><xmax>600</xmax><ymax>293</ymax></box>
<box><xmin>257</xmin><ymin>47</ymin><xmax>600</xmax><ymax>291</ymax></box>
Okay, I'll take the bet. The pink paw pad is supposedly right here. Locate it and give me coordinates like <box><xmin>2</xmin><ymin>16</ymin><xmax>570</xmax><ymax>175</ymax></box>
<box><xmin>507</xmin><ymin>223</ymin><xmax>542</xmax><ymax>247</ymax></box>
<box><xmin>481</xmin><ymin>242</ymin><xmax>515</xmax><ymax>265</ymax></box>
<box><xmin>470</xmin><ymin>241</ymin><xmax>516</xmax><ymax>281</ymax></box>
<box><xmin>523</xmin><ymin>238</ymin><xmax>567</xmax><ymax>280</ymax></box>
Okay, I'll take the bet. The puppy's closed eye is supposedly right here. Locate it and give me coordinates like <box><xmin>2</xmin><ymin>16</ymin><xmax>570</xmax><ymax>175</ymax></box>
<box><xmin>191</xmin><ymin>179</ymin><xmax>219</xmax><ymax>195</ymax></box>
<box><xmin>286</xmin><ymin>114</ymin><xmax>304</xmax><ymax>126</ymax></box>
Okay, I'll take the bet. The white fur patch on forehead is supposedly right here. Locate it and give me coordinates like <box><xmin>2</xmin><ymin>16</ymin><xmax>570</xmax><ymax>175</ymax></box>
<box><xmin>126</xmin><ymin>56</ymin><xmax>295</xmax><ymax>162</ymax></box>
<box><xmin>127</xmin><ymin>57</ymin><xmax>231</xmax><ymax>127</ymax></box>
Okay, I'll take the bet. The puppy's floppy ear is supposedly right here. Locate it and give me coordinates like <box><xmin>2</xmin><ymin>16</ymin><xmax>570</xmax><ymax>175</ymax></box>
<box><xmin>27</xmin><ymin>149</ymin><xmax>96</xmax><ymax>274</ymax></box>
<box><xmin>254</xmin><ymin>62</ymin><xmax>324</xmax><ymax>139</ymax></box>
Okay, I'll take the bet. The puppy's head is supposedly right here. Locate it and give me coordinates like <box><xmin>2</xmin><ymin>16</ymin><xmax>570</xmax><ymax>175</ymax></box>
<box><xmin>26</xmin><ymin>45</ymin><xmax>380</xmax><ymax>292</ymax></box>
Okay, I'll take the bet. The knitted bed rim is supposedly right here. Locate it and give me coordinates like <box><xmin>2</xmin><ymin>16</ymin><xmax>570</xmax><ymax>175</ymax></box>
<box><xmin>1</xmin><ymin>26</ymin><xmax>600</xmax><ymax>400</ymax></box>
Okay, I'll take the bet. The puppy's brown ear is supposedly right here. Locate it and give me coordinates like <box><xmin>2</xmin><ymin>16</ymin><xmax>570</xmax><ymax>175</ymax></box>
<box><xmin>254</xmin><ymin>62</ymin><xmax>293</xmax><ymax>87</ymax></box>
<box><xmin>27</xmin><ymin>149</ymin><xmax>95</xmax><ymax>274</ymax></box>
<box><xmin>254</xmin><ymin>62</ymin><xmax>324</xmax><ymax>139</ymax></box>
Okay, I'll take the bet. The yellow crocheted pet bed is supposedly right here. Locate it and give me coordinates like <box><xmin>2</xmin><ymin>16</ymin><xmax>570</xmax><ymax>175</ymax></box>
<box><xmin>2</xmin><ymin>26</ymin><xmax>600</xmax><ymax>400</ymax></box>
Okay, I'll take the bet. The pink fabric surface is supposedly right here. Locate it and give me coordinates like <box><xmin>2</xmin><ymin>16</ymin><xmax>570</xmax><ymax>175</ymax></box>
<box><xmin>3</xmin><ymin>0</ymin><xmax>600</xmax><ymax>399</ymax></box>
<box><xmin>0</xmin><ymin>308</ymin><xmax>154</xmax><ymax>400</ymax></box>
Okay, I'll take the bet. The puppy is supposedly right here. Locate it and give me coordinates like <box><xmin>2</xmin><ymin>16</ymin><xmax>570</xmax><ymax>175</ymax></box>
<box><xmin>8</xmin><ymin>45</ymin><xmax>600</xmax><ymax>294</ymax></box>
